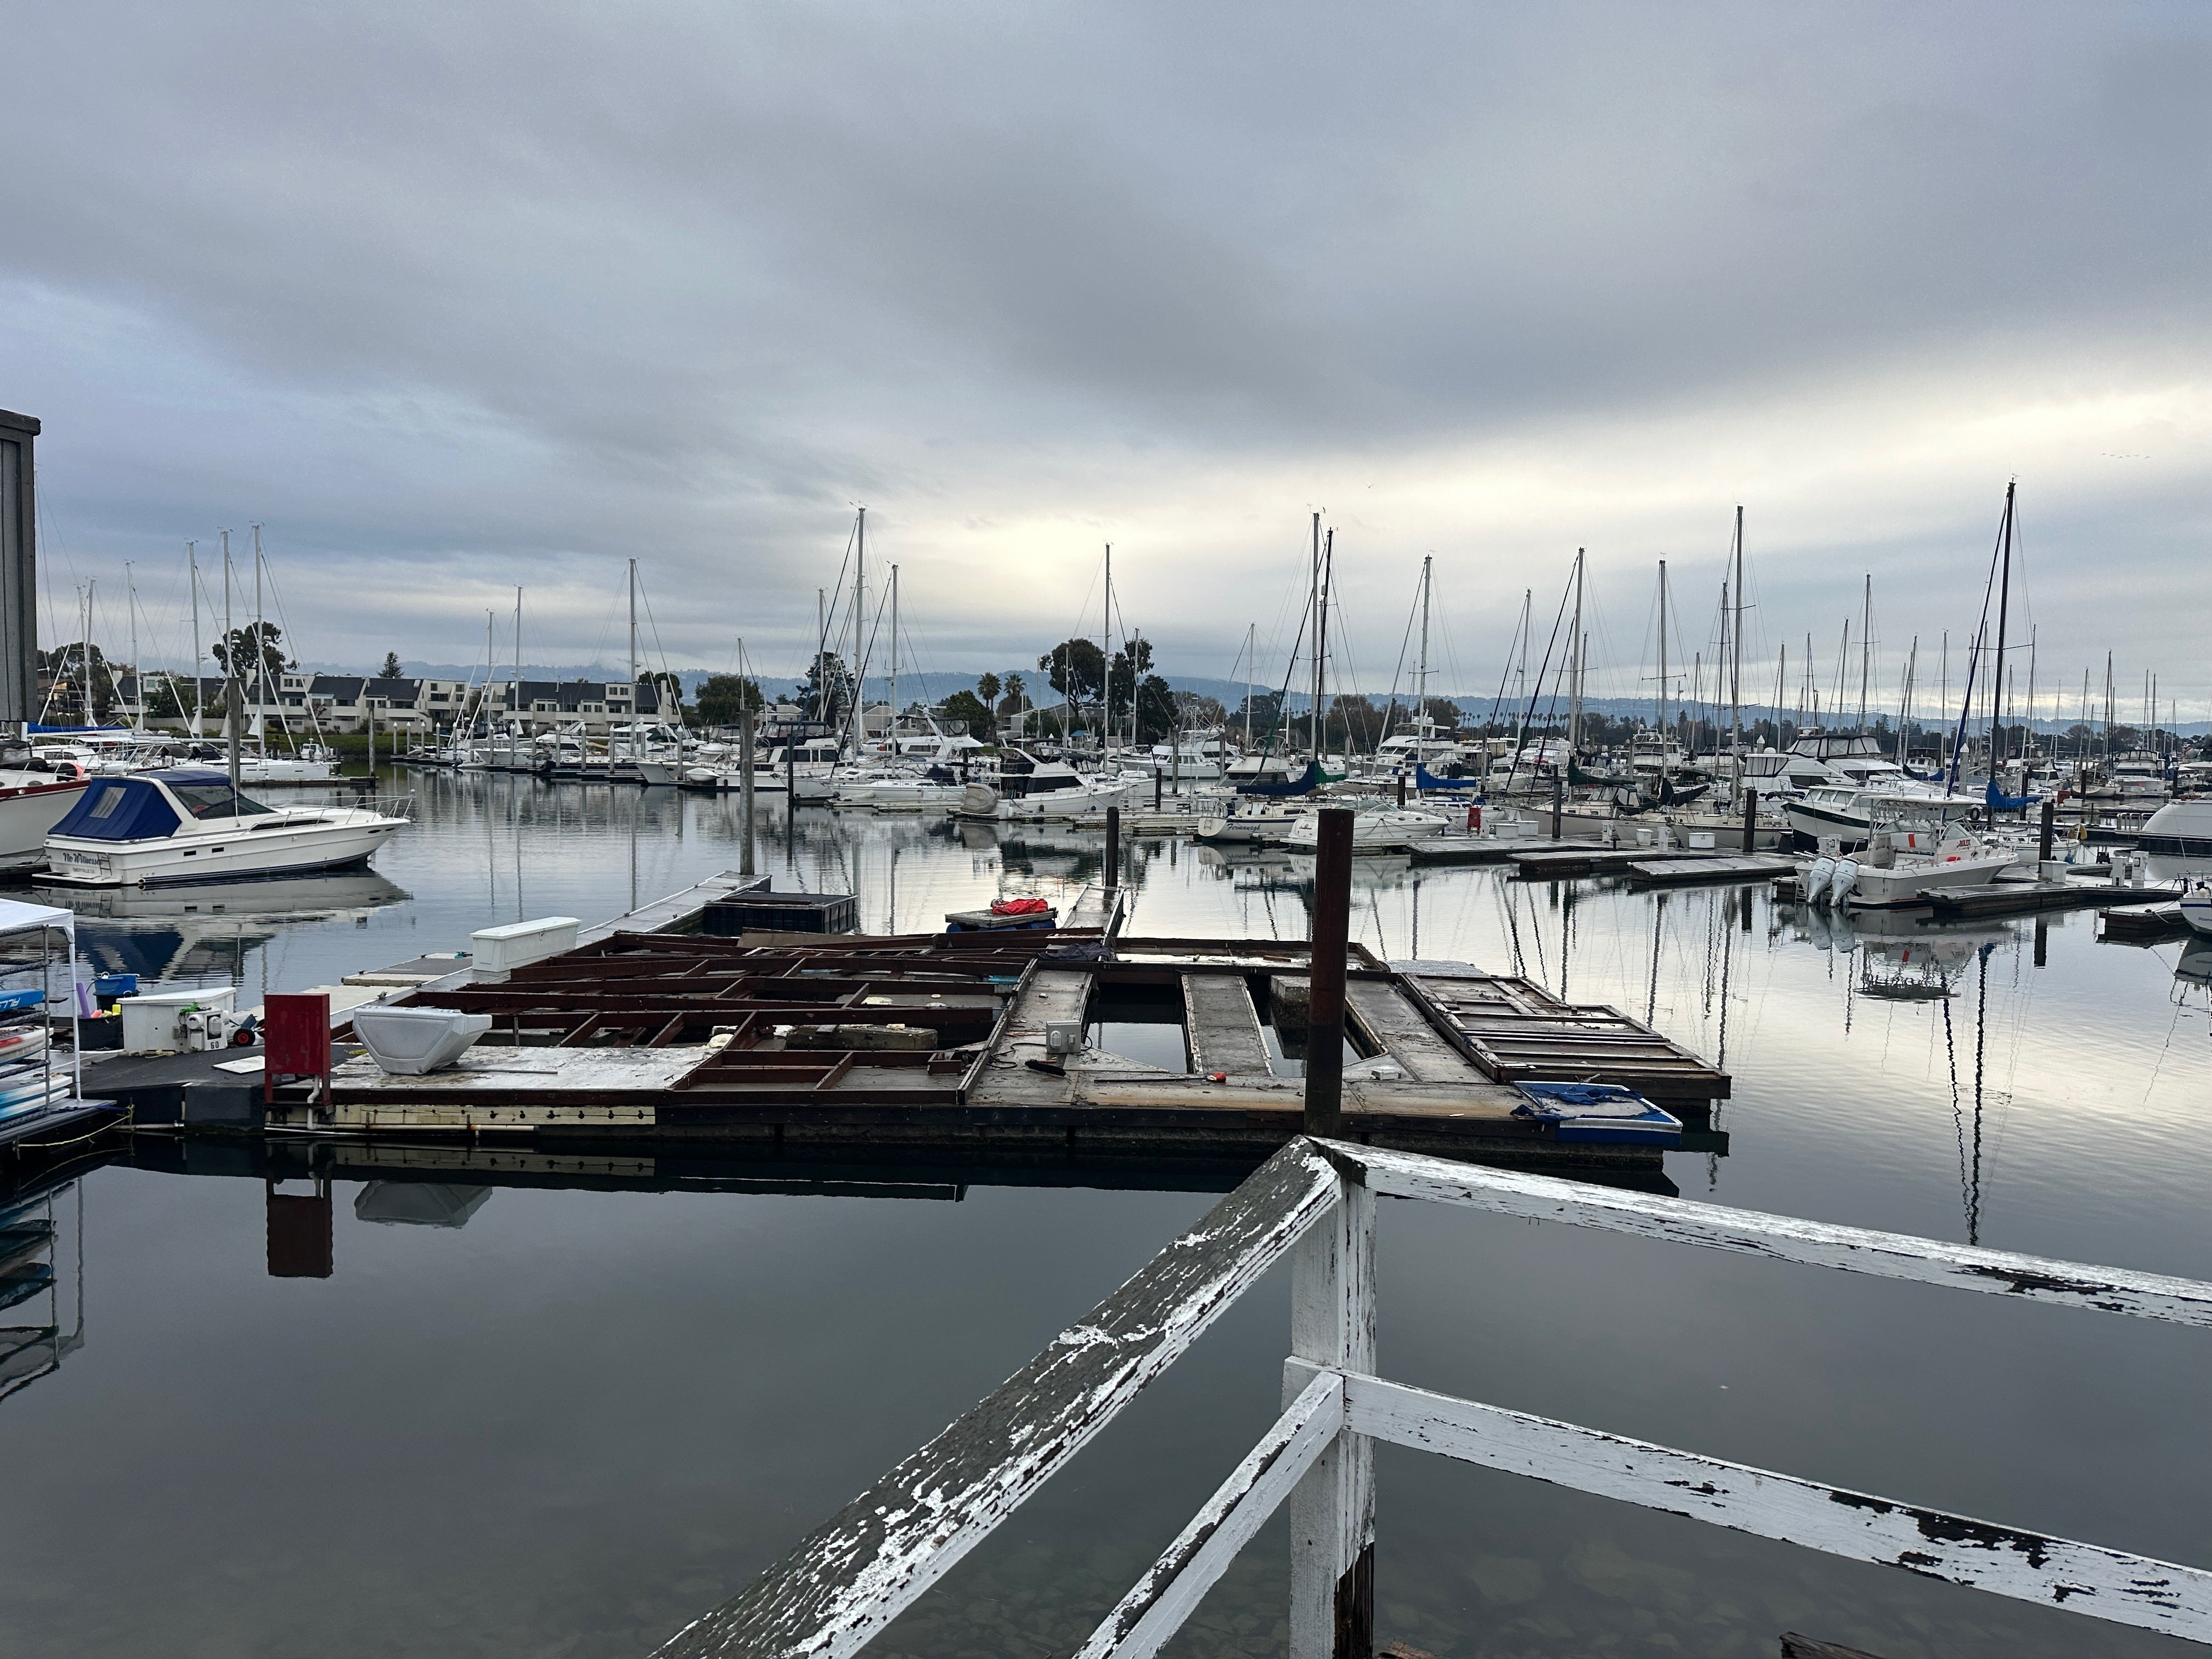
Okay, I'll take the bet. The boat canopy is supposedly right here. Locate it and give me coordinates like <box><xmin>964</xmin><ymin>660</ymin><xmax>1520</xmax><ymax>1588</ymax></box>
<box><xmin>52</xmin><ymin>777</ymin><xmax>183</xmax><ymax>841</ymax></box>
<box><xmin>51</xmin><ymin>771</ymin><xmax>273</xmax><ymax>840</ymax></box>
<box><xmin>1413</xmin><ymin>763</ymin><xmax>1482</xmax><ymax>793</ymax></box>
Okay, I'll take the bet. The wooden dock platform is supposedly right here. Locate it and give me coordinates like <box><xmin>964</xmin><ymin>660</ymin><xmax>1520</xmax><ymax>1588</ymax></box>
<box><xmin>1923</xmin><ymin>881</ymin><xmax>2176</xmax><ymax>921</ymax></box>
<box><xmin>1400</xmin><ymin>968</ymin><xmax>1729</xmax><ymax>1103</ymax></box>
<box><xmin>1625</xmin><ymin>854</ymin><xmax>1799</xmax><ymax>887</ymax></box>
<box><xmin>280</xmin><ymin>929</ymin><xmax>1722</xmax><ymax>1170</ymax></box>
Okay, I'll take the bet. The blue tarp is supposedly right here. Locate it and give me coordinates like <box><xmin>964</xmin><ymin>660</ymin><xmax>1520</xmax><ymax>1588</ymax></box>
<box><xmin>1414</xmin><ymin>763</ymin><xmax>1482</xmax><ymax>792</ymax></box>
<box><xmin>1985</xmin><ymin>778</ymin><xmax>2040</xmax><ymax>812</ymax></box>
<box><xmin>50</xmin><ymin>777</ymin><xmax>182</xmax><ymax>842</ymax></box>
<box><xmin>26</xmin><ymin>723</ymin><xmax>129</xmax><ymax>735</ymax></box>
<box><xmin>1235</xmin><ymin>759</ymin><xmax>1326</xmax><ymax>797</ymax></box>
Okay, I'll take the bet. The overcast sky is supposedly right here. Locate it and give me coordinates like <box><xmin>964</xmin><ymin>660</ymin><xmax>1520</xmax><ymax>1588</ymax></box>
<box><xmin>7</xmin><ymin>2</ymin><xmax>2209</xmax><ymax>720</ymax></box>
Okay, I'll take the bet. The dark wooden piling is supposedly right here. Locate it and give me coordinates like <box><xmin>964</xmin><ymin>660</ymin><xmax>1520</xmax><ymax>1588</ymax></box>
<box><xmin>1306</xmin><ymin>808</ymin><xmax>1352</xmax><ymax>1136</ymax></box>
<box><xmin>2039</xmin><ymin>797</ymin><xmax>2056</xmax><ymax>865</ymax></box>
<box><xmin>1105</xmin><ymin>805</ymin><xmax>1121</xmax><ymax>888</ymax></box>
<box><xmin>1742</xmin><ymin>786</ymin><xmax>1758</xmax><ymax>853</ymax></box>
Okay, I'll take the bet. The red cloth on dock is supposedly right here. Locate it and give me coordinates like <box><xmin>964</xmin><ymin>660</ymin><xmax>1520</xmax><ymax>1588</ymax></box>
<box><xmin>990</xmin><ymin>898</ymin><xmax>1052</xmax><ymax>916</ymax></box>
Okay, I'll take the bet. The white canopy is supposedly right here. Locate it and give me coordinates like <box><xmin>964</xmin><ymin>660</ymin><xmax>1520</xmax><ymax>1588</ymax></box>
<box><xmin>0</xmin><ymin>898</ymin><xmax>75</xmax><ymax>940</ymax></box>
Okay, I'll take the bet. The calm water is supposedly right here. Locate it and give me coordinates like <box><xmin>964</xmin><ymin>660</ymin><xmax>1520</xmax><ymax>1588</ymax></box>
<box><xmin>4</xmin><ymin>771</ymin><xmax>2210</xmax><ymax>1658</ymax></box>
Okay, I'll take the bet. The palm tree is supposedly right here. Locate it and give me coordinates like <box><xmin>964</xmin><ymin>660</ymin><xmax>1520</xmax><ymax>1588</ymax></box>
<box><xmin>978</xmin><ymin>672</ymin><xmax>1001</xmax><ymax>708</ymax></box>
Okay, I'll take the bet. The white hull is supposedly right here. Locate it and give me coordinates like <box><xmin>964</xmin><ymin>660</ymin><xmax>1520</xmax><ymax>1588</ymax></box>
<box><xmin>1284</xmin><ymin>811</ymin><xmax>1451</xmax><ymax>854</ymax></box>
<box><xmin>1841</xmin><ymin>853</ymin><xmax>2017</xmax><ymax>907</ymax></box>
<box><xmin>996</xmin><ymin>779</ymin><xmax>1136</xmax><ymax>819</ymax></box>
<box><xmin>46</xmin><ymin>812</ymin><xmax>403</xmax><ymax>887</ymax></box>
<box><xmin>0</xmin><ymin>777</ymin><xmax>94</xmax><ymax>870</ymax></box>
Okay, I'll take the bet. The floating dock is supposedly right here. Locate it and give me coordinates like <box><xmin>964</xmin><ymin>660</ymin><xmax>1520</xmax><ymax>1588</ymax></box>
<box><xmin>255</xmin><ymin>919</ymin><xmax>1729</xmax><ymax>1172</ymax></box>
<box><xmin>1922</xmin><ymin>881</ymin><xmax>2176</xmax><ymax>921</ymax></box>
<box><xmin>1624</xmin><ymin>854</ymin><xmax>1799</xmax><ymax>887</ymax></box>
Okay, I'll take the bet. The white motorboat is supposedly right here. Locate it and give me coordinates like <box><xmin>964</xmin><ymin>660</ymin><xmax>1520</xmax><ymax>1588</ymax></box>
<box><xmin>2138</xmin><ymin>799</ymin><xmax>2212</xmax><ymax>860</ymax></box>
<box><xmin>1195</xmin><ymin>804</ymin><xmax>1311</xmax><ymax>845</ymax></box>
<box><xmin>2180</xmin><ymin>884</ymin><xmax>2212</xmax><ymax>936</ymax></box>
<box><xmin>1828</xmin><ymin>829</ymin><xmax>2019</xmax><ymax>909</ymax></box>
<box><xmin>1785</xmin><ymin>784</ymin><xmax>1974</xmax><ymax>848</ymax></box>
<box><xmin>237</xmin><ymin>744</ymin><xmax>339</xmax><ymax>785</ymax></box>
<box><xmin>43</xmin><ymin>769</ymin><xmax>407</xmax><ymax>887</ymax></box>
<box><xmin>1283</xmin><ymin>808</ymin><xmax>1451</xmax><ymax>853</ymax></box>
<box><xmin>0</xmin><ymin>764</ymin><xmax>94</xmax><ymax>874</ymax></box>
<box><xmin>962</xmin><ymin>751</ymin><xmax>1134</xmax><ymax>819</ymax></box>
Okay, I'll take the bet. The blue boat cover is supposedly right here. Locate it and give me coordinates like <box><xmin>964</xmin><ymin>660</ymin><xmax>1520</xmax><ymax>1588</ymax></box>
<box><xmin>50</xmin><ymin>777</ymin><xmax>182</xmax><ymax>842</ymax></box>
<box><xmin>1236</xmin><ymin>759</ymin><xmax>1328</xmax><ymax>797</ymax></box>
<box><xmin>1984</xmin><ymin>778</ymin><xmax>2040</xmax><ymax>812</ymax></box>
<box><xmin>26</xmin><ymin>723</ymin><xmax>129</xmax><ymax>735</ymax></box>
<box><xmin>1413</xmin><ymin>763</ymin><xmax>1482</xmax><ymax>792</ymax></box>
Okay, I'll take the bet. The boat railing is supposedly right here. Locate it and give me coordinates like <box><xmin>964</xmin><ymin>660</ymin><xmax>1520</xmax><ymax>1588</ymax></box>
<box><xmin>652</xmin><ymin>1135</ymin><xmax>2212</xmax><ymax>1659</ymax></box>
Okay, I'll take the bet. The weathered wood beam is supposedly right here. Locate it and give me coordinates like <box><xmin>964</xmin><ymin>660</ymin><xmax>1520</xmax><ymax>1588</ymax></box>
<box><xmin>1333</xmin><ymin>1142</ymin><xmax>2212</xmax><ymax>1328</ymax></box>
<box><xmin>1290</xmin><ymin>1361</ymin><xmax>2212</xmax><ymax>1643</ymax></box>
<box><xmin>1288</xmin><ymin>1170</ymin><xmax>1374</xmax><ymax>1659</ymax></box>
<box><xmin>649</xmin><ymin>1140</ymin><xmax>1344</xmax><ymax>1659</ymax></box>
<box><xmin>1072</xmin><ymin>1370</ymin><xmax>1342</xmax><ymax>1659</ymax></box>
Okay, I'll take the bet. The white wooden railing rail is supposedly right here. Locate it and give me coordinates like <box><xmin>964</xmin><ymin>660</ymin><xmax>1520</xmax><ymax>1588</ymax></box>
<box><xmin>651</xmin><ymin>1138</ymin><xmax>2212</xmax><ymax>1659</ymax></box>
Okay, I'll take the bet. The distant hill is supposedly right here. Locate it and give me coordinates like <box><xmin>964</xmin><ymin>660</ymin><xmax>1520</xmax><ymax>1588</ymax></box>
<box><xmin>317</xmin><ymin>662</ymin><xmax>2207</xmax><ymax>736</ymax></box>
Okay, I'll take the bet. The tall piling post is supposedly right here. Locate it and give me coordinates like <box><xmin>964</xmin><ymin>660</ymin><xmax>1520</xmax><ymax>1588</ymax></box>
<box><xmin>2038</xmin><ymin>796</ymin><xmax>2056</xmax><ymax>866</ymax></box>
<box><xmin>1742</xmin><ymin>786</ymin><xmax>1758</xmax><ymax>854</ymax></box>
<box><xmin>1305</xmin><ymin>807</ymin><xmax>1351</xmax><ymax>1138</ymax></box>
<box><xmin>738</xmin><ymin>707</ymin><xmax>757</xmax><ymax>876</ymax></box>
<box><xmin>1104</xmin><ymin>804</ymin><xmax>1121</xmax><ymax>889</ymax></box>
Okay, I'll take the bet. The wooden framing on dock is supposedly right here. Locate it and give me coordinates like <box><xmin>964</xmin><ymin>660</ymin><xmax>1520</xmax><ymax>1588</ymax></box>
<box><xmin>290</xmin><ymin>930</ymin><xmax>1732</xmax><ymax>1167</ymax></box>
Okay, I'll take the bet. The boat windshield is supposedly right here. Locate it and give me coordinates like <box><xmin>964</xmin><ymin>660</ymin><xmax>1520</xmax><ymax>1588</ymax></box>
<box><xmin>170</xmin><ymin>785</ymin><xmax>277</xmax><ymax>820</ymax></box>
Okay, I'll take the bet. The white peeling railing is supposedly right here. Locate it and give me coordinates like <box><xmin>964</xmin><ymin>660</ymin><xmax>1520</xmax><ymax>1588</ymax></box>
<box><xmin>652</xmin><ymin>1137</ymin><xmax>2212</xmax><ymax>1659</ymax></box>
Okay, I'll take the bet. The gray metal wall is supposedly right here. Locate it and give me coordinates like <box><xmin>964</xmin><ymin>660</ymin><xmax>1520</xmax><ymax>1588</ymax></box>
<box><xmin>0</xmin><ymin>409</ymin><xmax>37</xmax><ymax>724</ymax></box>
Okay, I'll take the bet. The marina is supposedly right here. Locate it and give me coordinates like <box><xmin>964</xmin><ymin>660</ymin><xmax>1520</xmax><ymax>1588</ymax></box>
<box><xmin>8</xmin><ymin>22</ymin><xmax>2212</xmax><ymax>1652</ymax></box>
<box><xmin>2</xmin><ymin>766</ymin><xmax>2209</xmax><ymax>1658</ymax></box>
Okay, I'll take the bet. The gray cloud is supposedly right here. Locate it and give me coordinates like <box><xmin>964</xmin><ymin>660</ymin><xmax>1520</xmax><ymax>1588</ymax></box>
<box><xmin>5</xmin><ymin>2</ymin><xmax>2210</xmax><ymax>713</ymax></box>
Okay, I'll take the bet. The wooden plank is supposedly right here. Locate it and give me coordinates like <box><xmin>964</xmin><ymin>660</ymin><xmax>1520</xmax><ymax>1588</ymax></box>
<box><xmin>1339</xmin><ymin>1142</ymin><xmax>2212</xmax><ymax>1328</ymax></box>
<box><xmin>1341</xmin><ymin>980</ymin><xmax>1487</xmax><ymax>1084</ymax></box>
<box><xmin>1405</xmin><ymin>973</ymin><xmax>1729</xmax><ymax>1101</ymax></box>
<box><xmin>967</xmin><ymin>968</ymin><xmax>1094</xmax><ymax>1107</ymax></box>
<box><xmin>1181</xmin><ymin>974</ymin><xmax>1273</xmax><ymax>1077</ymax></box>
<box><xmin>1290</xmin><ymin>1361</ymin><xmax>2212</xmax><ymax>1644</ymax></box>
<box><xmin>1289</xmin><ymin>1176</ymin><xmax>1374</xmax><ymax>1659</ymax></box>
<box><xmin>1072</xmin><ymin>1371</ymin><xmax>1342</xmax><ymax>1659</ymax></box>
<box><xmin>1625</xmin><ymin>855</ymin><xmax>1797</xmax><ymax>886</ymax></box>
<box><xmin>648</xmin><ymin>1141</ymin><xmax>1343</xmax><ymax>1659</ymax></box>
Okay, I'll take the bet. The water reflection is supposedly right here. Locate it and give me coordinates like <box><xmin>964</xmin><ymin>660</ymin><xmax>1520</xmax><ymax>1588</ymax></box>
<box><xmin>0</xmin><ymin>1178</ymin><xmax>83</xmax><ymax>1405</ymax></box>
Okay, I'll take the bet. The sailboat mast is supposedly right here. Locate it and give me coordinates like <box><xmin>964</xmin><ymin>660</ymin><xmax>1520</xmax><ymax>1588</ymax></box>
<box><xmin>1990</xmin><ymin>481</ymin><xmax>2015</xmax><ymax>770</ymax></box>
<box><xmin>854</xmin><ymin>507</ymin><xmax>866</xmax><ymax>751</ymax></box>
<box><xmin>1858</xmin><ymin>573</ymin><xmax>1870</xmax><ymax>730</ymax></box>
<box><xmin>253</xmin><ymin>523</ymin><xmax>265</xmax><ymax>739</ymax></box>
<box><xmin>628</xmin><ymin>557</ymin><xmax>637</xmax><ymax>692</ymax></box>
<box><xmin>1773</xmin><ymin>642</ymin><xmax>1785</xmax><ymax>742</ymax></box>
<box><xmin>127</xmin><ymin>563</ymin><xmax>139</xmax><ymax>731</ymax></box>
<box><xmin>1730</xmin><ymin>506</ymin><xmax>1743</xmax><ymax>756</ymax></box>
<box><xmin>1102</xmin><ymin>543</ymin><xmax>1113</xmax><ymax>756</ymax></box>
<box><xmin>1418</xmin><ymin>552</ymin><xmax>1432</xmax><ymax>738</ymax></box>
<box><xmin>1318</xmin><ymin>528</ymin><xmax>1335</xmax><ymax>760</ymax></box>
<box><xmin>1569</xmin><ymin>549</ymin><xmax>1584</xmax><ymax>753</ymax></box>
<box><xmin>1245</xmin><ymin>622</ymin><xmax>1255</xmax><ymax>750</ymax></box>
<box><xmin>889</xmin><ymin>563</ymin><xmax>899</xmax><ymax>731</ymax></box>
<box><xmin>1656</xmin><ymin>560</ymin><xmax>1667</xmax><ymax>752</ymax></box>
<box><xmin>222</xmin><ymin>529</ymin><xmax>238</xmax><ymax>791</ymax></box>
<box><xmin>188</xmin><ymin>540</ymin><xmax>201</xmax><ymax>737</ymax></box>
<box><xmin>1309</xmin><ymin>513</ymin><xmax>1321</xmax><ymax>762</ymax></box>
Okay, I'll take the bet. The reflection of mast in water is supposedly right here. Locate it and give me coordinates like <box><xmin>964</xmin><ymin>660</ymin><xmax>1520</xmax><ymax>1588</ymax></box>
<box><xmin>1646</xmin><ymin>891</ymin><xmax>1666</xmax><ymax>1025</ymax></box>
<box><xmin>1968</xmin><ymin>942</ymin><xmax>1992</xmax><ymax>1245</ymax></box>
<box><xmin>1559</xmin><ymin>881</ymin><xmax>1575</xmax><ymax>1001</ymax></box>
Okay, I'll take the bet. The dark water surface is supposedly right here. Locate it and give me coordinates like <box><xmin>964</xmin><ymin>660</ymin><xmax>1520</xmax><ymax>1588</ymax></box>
<box><xmin>4</xmin><ymin>772</ymin><xmax>2210</xmax><ymax>1658</ymax></box>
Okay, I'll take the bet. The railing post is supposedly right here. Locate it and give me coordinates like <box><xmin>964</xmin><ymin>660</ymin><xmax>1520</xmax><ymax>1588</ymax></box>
<box><xmin>1288</xmin><ymin>1165</ymin><xmax>1374</xmax><ymax>1659</ymax></box>
<box><xmin>1306</xmin><ymin>807</ymin><xmax>1351</xmax><ymax>1137</ymax></box>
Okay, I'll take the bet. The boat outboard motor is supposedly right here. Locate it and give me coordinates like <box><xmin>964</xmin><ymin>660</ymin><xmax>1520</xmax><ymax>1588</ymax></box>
<box><xmin>1807</xmin><ymin>855</ymin><xmax>1837</xmax><ymax>906</ymax></box>
<box><xmin>1830</xmin><ymin>858</ymin><xmax>1860</xmax><ymax>909</ymax></box>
